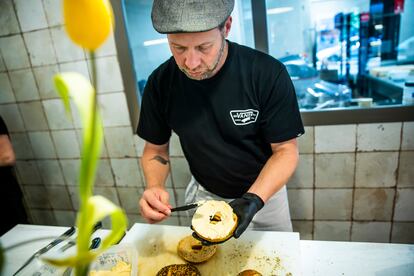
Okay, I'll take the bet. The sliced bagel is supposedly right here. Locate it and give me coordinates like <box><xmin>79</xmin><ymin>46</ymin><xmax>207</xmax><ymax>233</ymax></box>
<box><xmin>155</xmin><ymin>264</ymin><xmax>201</xmax><ymax>276</ymax></box>
<box><xmin>177</xmin><ymin>235</ymin><xmax>217</xmax><ymax>263</ymax></box>
<box><xmin>192</xmin><ymin>200</ymin><xmax>238</xmax><ymax>243</ymax></box>
<box><xmin>237</xmin><ymin>269</ymin><xmax>263</xmax><ymax>276</ymax></box>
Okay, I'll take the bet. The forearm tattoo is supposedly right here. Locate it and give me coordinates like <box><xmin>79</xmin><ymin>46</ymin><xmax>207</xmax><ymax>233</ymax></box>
<box><xmin>150</xmin><ymin>155</ymin><xmax>169</xmax><ymax>165</ymax></box>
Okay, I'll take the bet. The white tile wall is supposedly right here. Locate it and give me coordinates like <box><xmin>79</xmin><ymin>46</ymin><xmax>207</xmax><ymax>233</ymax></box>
<box><xmin>391</xmin><ymin>223</ymin><xmax>414</xmax><ymax>243</ymax></box>
<box><xmin>0</xmin><ymin>54</ymin><xmax>5</xmax><ymax>72</ymax></box>
<box><xmin>23</xmin><ymin>29</ymin><xmax>57</xmax><ymax>66</ymax></box>
<box><xmin>315</xmin><ymin>125</ymin><xmax>356</xmax><ymax>153</ymax></box>
<box><xmin>351</xmin><ymin>222</ymin><xmax>391</xmax><ymax>243</ymax></box>
<box><xmin>0</xmin><ymin>35</ymin><xmax>30</xmax><ymax>70</ymax></box>
<box><xmin>0</xmin><ymin>103</ymin><xmax>25</xmax><ymax>131</ymax></box>
<box><xmin>394</xmin><ymin>189</ymin><xmax>414</xmax><ymax>221</ymax></box>
<box><xmin>9</xmin><ymin>69</ymin><xmax>40</xmax><ymax>101</ymax></box>
<box><xmin>170</xmin><ymin>157</ymin><xmax>191</xmax><ymax>188</ymax></box>
<box><xmin>355</xmin><ymin>152</ymin><xmax>398</xmax><ymax>187</ymax></box>
<box><xmin>292</xmin><ymin>220</ymin><xmax>313</xmax><ymax>240</ymax></box>
<box><xmin>357</xmin><ymin>123</ymin><xmax>402</xmax><ymax>151</ymax></box>
<box><xmin>19</xmin><ymin>101</ymin><xmax>49</xmax><ymax>131</ymax></box>
<box><xmin>353</xmin><ymin>188</ymin><xmax>395</xmax><ymax>220</ymax></box>
<box><xmin>170</xmin><ymin>132</ymin><xmax>184</xmax><ymax>156</ymax></box>
<box><xmin>314</xmin><ymin>221</ymin><xmax>351</xmax><ymax>241</ymax></box>
<box><xmin>99</xmin><ymin>92</ymin><xmax>131</xmax><ymax>127</ymax></box>
<box><xmin>0</xmin><ymin>72</ymin><xmax>15</xmax><ymax>103</ymax></box>
<box><xmin>60</xmin><ymin>159</ymin><xmax>80</xmax><ymax>186</ymax></box>
<box><xmin>95</xmin><ymin>159</ymin><xmax>115</xmax><ymax>186</ymax></box>
<box><xmin>54</xmin><ymin>210</ymin><xmax>76</xmax><ymax>227</ymax></box>
<box><xmin>37</xmin><ymin>159</ymin><xmax>65</xmax><ymax>185</ymax></box>
<box><xmin>15</xmin><ymin>161</ymin><xmax>42</xmax><ymax>185</ymax></box>
<box><xmin>42</xmin><ymin>0</ymin><xmax>63</xmax><ymax>27</ymax></box>
<box><xmin>0</xmin><ymin>0</ymin><xmax>20</xmax><ymax>36</ymax></box>
<box><xmin>104</xmin><ymin>126</ymin><xmax>136</xmax><ymax>157</ymax></box>
<box><xmin>398</xmin><ymin>152</ymin><xmax>414</xmax><ymax>187</ymax></box>
<box><xmin>95</xmin><ymin>33</ymin><xmax>117</xmax><ymax>57</ymax></box>
<box><xmin>14</xmin><ymin>0</ymin><xmax>48</xmax><ymax>32</ymax></box>
<box><xmin>117</xmin><ymin>187</ymin><xmax>143</xmax><ymax>213</ymax></box>
<box><xmin>111</xmin><ymin>158</ymin><xmax>143</xmax><ymax>187</ymax></box>
<box><xmin>23</xmin><ymin>185</ymin><xmax>50</xmax><ymax>208</ymax></box>
<box><xmin>401</xmin><ymin>122</ymin><xmax>414</xmax><ymax>150</ymax></box>
<box><xmin>288</xmin><ymin>154</ymin><xmax>313</xmax><ymax>188</ymax></box>
<box><xmin>50</xmin><ymin>26</ymin><xmax>85</xmax><ymax>63</ymax></box>
<box><xmin>287</xmin><ymin>189</ymin><xmax>313</xmax><ymax>220</ymax></box>
<box><xmin>51</xmin><ymin>130</ymin><xmax>81</xmax><ymax>158</ymax></box>
<box><xmin>10</xmin><ymin>132</ymin><xmax>34</xmax><ymax>159</ymax></box>
<box><xmin>42</xmin><ymin>98</ymin><xmax>74</xmax><ymax>129</ymax></box>
<box><xmin>91</xmin><ymin>56</ymin><xmax>124</xmax><ymax>93</ymax></box>
<box><xmin>33</xmin><ymin>65</ymin><xmax>60</xmax><ymax>99</ymax></box>
<box><xmin>28</xmin><ymin>131</ymin><xmax>56</xmax><ymax>159</ymax></box>
<box><xmin>315</xmin><ymin>153</ymin><xmax>354</xmax><ymax>188</ymax></box>
<box><xmin>298</xmin><ymin>126</ymin><xmax>314</xmax><ymax>153</ymax></box>
<box><xmin>45</xmin><ymin>186</ymin><xmax>73</xmax><ymax>210</ymax></box>
<box><xmin>59</xmin><ymin>60</ymin><xmax>91</xmax><ymax>81</ymax></box>
<box><xmin>315</xmin><ymin>189</ymin><xmax>353</xmax><ymax>220</ymax></box>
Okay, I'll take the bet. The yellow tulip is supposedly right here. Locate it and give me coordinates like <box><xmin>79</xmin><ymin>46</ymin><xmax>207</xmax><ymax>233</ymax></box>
<box><xmin>63</xmin><ymin>0</ymin><xmax>114</xmax><ymax>50</ymax></box>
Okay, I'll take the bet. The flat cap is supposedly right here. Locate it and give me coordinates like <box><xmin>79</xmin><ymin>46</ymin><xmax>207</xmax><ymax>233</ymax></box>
<box><xmin>151</xmin><ymin>0</ymin><xmax>234</xmax><ymax>34</ymax></box>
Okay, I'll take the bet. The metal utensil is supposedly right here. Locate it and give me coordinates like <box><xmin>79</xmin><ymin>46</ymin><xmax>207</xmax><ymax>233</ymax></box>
<box><xmin>60</xmin><ymin>221</ymin><xmax>103</xmax><ymax>252</ymax></box>
<box><xmin>13</xmin><ymin>226</ymin><xmax>76</xmax><ymax>276</ymax></box>
<box><xmin>62</xmin><ymin>237</ymin><xmax>102</xmax><ymax>276</ymax></box>
<box><xmin>170</xmin><ymin>200</ymin><xmax>206</xmax><ymax>212</ymax></box>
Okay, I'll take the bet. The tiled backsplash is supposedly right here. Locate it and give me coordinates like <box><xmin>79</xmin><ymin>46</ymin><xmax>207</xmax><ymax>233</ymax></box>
<box><xmin>1</xmin><ymin>0</ymin><xmax>413</xmax><ymax>244</ymax></box>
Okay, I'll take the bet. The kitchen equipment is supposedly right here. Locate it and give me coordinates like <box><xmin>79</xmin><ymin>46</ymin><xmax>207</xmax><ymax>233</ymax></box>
<box><xmin>12</xmin><ymin>226</ymin><xmax>76</xmax><ymax>276</ymax></box>
<box><xmin>122</xmin><ymin>223</ymin><xmax>302</xmax><ymax>275</ymax></box>
<box><xmin>170</xmin><ymin>200</ymin><xmax>206</xmax><ymax>212</ymax></box>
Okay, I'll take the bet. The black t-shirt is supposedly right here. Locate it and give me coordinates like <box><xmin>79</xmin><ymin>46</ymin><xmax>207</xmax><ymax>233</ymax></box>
<box><xmin>137</xmin><ymin>41</ymin><xmax>304</xmax><ymax>198</ymax></box>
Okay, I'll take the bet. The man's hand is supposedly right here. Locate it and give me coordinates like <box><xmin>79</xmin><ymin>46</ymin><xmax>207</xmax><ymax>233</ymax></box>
<box><xmin>229</xmin><ymin>193</ymin><xmax>264</xmax><ymax>238</ymax></box>
<box><xmin>139</xmin><ymin>186</ymin><xmax>172</xmax><ymax>224</ymax></box>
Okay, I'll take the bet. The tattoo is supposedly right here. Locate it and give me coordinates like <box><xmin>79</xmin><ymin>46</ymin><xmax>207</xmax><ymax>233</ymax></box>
<box><xmin>150</xmin><ymin>155</ymin><xmax>169</xmax><ymax>165</ymax></box>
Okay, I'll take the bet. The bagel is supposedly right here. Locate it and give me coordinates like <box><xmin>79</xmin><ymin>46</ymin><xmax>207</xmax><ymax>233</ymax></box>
<box><xmin>191</xmin><ymin>200</ymin><xmax>238</xmax><ymax>243</ymax></box>
<box><xmin>237</xmin><ymin>269</ymin><xmax>263</xmax><ymax>276</ymax></box>
<box><xmin>177</xmin><ymin>235</ymin><xmax>217</xmax><ymax>263</ymax></box>
<box><xmin>155</xmin><ymin>264</ymin><xmax>201</xmax><ymax>276</ymax></box>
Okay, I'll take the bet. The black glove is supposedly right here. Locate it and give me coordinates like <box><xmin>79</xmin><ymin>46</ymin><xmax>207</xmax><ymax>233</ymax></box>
<box><xmin>229</xmin><ymin>192</ymin><xmax>264</xmax><ymax>238</ymax></box>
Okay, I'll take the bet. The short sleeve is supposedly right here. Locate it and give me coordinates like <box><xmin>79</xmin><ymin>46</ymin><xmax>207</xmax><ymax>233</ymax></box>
<box><xmin>259</xmin><ymin>66</ymin><xmax>305</xmax><ymax>143</ymax></box>
<box><xmin>136</xmin><ymin>74</ymin><xmax>171</xmax><ymax>145</ymax></box>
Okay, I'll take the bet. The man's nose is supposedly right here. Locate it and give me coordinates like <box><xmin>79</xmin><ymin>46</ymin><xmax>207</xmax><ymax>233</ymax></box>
<box><xmin>184</xmin><ymin>49</ymin><xmax>201</xmax><ymax>70</ymax></box>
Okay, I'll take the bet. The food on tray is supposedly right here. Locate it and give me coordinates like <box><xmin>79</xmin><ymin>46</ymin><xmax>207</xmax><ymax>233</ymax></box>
<box><xmin>177</xmin><ymin>235</ymin><xmax>218</xmax><ymax>263</ymax></box>
<box><xmin>155</xmin><ymin>264</ymin><xmax>201</xmax><ymax>276</ymax></box>
<box><xmin>192</xmin><ymin>200</ymin><xmax>238</xmax><ymax>242</ymax></box>
<box><xmin>237</xmin><ymin>269</ymin><xmax>263</xmax><ymax>276</ymax></box>
<box><xmin>89</xmin><ymin>261</ymin><xmax>131</xmax><ymax>276</ymax></box>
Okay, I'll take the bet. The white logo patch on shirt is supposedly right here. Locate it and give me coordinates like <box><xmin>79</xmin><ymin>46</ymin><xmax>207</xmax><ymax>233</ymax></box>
<box><xmin>230</xmin><ymin>109</ymin><xmax>259</xmax><ymax>125</ymax></box>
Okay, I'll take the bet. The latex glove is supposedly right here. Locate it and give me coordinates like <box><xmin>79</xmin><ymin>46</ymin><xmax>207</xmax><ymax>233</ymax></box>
<box><xmin>229</xmin><ymin>192</ymin><xmax>264</xmax><ymax>238</ymax></box>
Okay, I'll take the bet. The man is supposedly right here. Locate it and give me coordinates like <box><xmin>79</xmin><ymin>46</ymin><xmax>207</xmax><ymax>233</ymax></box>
<box><xmin>0</xmin><ymin>116</ymin><xmax>28</xmax><ymax>235</ymax></box>
<box><xmin>137</xmin><ymin>0</ymin><xmax>304</xmax><ymax>241</ymax></box>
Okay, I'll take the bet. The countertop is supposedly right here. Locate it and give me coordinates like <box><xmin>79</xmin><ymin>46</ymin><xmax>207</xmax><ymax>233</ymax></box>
<box><xmin>1</xmin><ymin>224</ymin><xmax>413</xmax><ymax>276</ymax></box>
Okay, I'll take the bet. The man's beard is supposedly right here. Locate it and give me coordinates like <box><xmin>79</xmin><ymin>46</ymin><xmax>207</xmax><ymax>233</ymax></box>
<box><xmin>179</xmin><ymin>35</ymin><xmax>226</xmax><ymax>80</ymax></box>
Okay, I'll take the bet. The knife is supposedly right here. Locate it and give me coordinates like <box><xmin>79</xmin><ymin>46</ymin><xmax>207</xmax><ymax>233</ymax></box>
<box><xmin>171</xmin><ymin>200</ymin><xmax>206</xmax><ymax>212</ymax></box>
<box><xmin>13</xmin><ymin>226</ymin><xmax>76</xmax><ymax>276</ymax></box>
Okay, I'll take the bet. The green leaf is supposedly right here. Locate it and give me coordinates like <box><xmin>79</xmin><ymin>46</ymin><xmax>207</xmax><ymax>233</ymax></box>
<box><xmin>43</xmin><ymin>196</ymin><xmax>127</xmax><ymax>267</ymax></box>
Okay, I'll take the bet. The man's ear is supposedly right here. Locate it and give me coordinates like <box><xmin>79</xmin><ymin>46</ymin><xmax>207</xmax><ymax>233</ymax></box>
<box><xmin>224</xmin><ymin>16</ymin><xmax>232</xmax><ymax>37</ymax></box>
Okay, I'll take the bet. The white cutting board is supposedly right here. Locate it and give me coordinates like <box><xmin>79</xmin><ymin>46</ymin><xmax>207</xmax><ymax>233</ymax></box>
<box><xmin>122</xmin><ymin>223</ymin><xmax>302</xmax><ymax>276</ymax></box>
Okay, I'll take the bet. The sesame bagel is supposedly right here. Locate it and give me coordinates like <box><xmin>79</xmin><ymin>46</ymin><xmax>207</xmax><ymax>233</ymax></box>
<box><xmin>191</xmin><ymin>200</ymin><xmax>238</xmax><ymax>243</ymax></box>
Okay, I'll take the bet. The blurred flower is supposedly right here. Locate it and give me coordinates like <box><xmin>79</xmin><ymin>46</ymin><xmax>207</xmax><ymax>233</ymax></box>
<box><xmin>63</xmin><ymin>0</ymin><xmax>114</xmax><ymax>50</ymax></box>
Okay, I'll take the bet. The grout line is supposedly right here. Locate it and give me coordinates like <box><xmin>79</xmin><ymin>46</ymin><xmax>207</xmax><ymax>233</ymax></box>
<box><xmin>349</xmin><ymin>123</ymin><xmax>359</xmax><ymax>241</ymax></box>
<box><xmin>389</xmin><ymin>122</ymin><xmax>404</xmax><ymax>242</ymax></box>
